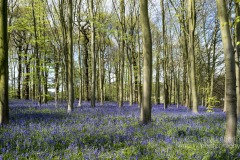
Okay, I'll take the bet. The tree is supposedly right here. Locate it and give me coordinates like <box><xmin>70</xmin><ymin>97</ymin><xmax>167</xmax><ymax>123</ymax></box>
<box><xmin>67</xmin><ymin>0</ymin><xmax>74</xmax><ymax>112</ymax></box>
<box><xmin>140</xmin><ymin>0</ymin><xmax>152</xmax><ymax>124</ymax></box>
<box><xmin>217</xmin><ymin>0</ymin><xmax>237</xmax><ymax>145</ymax></box>
<box><xmin>161</xmin><ymin>0</ymin><xmax>169</xmax><ymax>109</ymax></box>
<box><xmin>0</xmin><ymin>0</ymin><xmax>9</xmax><ymax>124</ymax></box>
<box><xmin>188</xmin><ymin>0</ymin><xmax>198</xmax><ymax>113</ymax></box>
<box><xmin>119</xmin><ymin>0</ymin><xmax>125</xmax><ymax>108</ymax></box>
<box><xmin>90</xmin><ymin>0</ymin><xmax>96</xmax><ymax>107</ymax></box>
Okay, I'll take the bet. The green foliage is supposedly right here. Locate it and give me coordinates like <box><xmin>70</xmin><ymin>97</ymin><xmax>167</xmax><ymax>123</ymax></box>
<box><xmin>206</xmin><ymin>96</ymin><xmax>220</xmax><ymax>112</ymax></box>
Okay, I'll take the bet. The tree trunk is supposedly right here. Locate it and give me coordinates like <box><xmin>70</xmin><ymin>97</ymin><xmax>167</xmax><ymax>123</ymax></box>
<box><xmin>0</xmin><ymin>0</ymin><xmax>9</xmax><ymax>124</ymax></box>
<box><xmin>161</xmin><ymin>0</ymin><xmax>169</xmax><ymax>109</ymax></box>
<box><xmin>54</xmin><ymin>50</ymin><xmax>60</xmax><ymax>107</ymax></box>
<box><xmin>235</xmin><ymin>0</ymin><xmax>240</xmax><ymax>117</ymax></box>
<box><xmin>32</xmin><ymin>0</ymin><xmax>41</xmax><ymax>106</ymax></box>
<box><xmin>188</xmin><ymin>0</ymin><xmax>198</xmax><ymax>113</ymax></box>
<box><xmin>119</xmin><ymin>0</ymin><xmax>125</xmax><ymax>108</ymax></box>
<box><xmin>155</xmin><ymin>55</ymin><xmax>160</xmax><ymax>104</ymax></box>
<box><xmin>17</xmin><ymin>45</ymin><xmax>22</xmax><ymax>99</ymax></box>
<box><xmin>140</xmin><ymin>0</ymin><xmax>152</xmax><ymax>124</ymax></box>
<box><xmin>67</xmin><ymin>0</ymin><xmax>74</xmax><ymax>112</ymax></box>
<box><xmin>90</xmin><ymin>0</ymin><xmax>96</xmax><ymax>107</ymax></box>
<box><xmin>217</xmin><ymin>0</ymin><xmax>237</xmax><ymax>146</ymax></box>
<box><xmin>83</xmin><ymin>37</ymin><xmax>89</xmax><ymax>101</ymax></box>
<box><xmin>24</xmin><ymin>45</ymin><xmax>30</xmax><ymax>100</ymax></box>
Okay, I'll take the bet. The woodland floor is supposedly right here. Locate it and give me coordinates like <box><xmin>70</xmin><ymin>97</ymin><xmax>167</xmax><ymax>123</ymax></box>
<box><xmin>1</xmin><ymin>100</ymin><xmax>240</xmax><ymax>159</ymax></box>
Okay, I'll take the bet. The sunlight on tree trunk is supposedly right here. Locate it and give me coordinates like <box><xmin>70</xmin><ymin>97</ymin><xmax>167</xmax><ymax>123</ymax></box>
<box><xmin>140</xmin><ymin>0</ymin><xmax>152</xmax><ymax>124</ymax></box>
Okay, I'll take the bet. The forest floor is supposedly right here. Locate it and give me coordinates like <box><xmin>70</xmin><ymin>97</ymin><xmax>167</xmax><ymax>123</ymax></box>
<box><xmin>1</xmin><ymin>100</ymin><xmax>240</xmax><ymax>159</ymax></box>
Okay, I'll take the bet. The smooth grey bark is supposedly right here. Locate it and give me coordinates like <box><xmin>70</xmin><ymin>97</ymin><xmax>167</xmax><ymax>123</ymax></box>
<box><xmin>0</xmin><ymin>0</ymin><xmax>9</xmax><ymax>124</ymax></box>
<box><xmin>188</xmin><ymin>0</ymin><xmax>198</xmax><ymax>113</ymax></box>
<box><xmin>140</xmin><ymin>0</ymin><xmax>152</xmax><ymax>124</ymax></box>
<box><xmin>67</xmin><ymin>0</ymin><xmax>74</xmax><ymax>112</ymax></box>
<box><xmin>217</xmin><ymin>0</ymin><xmax>237</xmax><ymax>145</ymax></box>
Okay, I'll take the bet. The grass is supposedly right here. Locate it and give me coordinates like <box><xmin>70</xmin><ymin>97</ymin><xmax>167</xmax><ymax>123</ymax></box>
<box><xmin>0</xmin><ymin>100</ymin><xmax>240</xmax><ymax>159</ymax></box>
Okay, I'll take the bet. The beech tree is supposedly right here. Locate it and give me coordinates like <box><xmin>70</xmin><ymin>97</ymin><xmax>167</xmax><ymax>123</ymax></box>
<box><xmin>217</xmin><ymin>0</ymin><xmax>237</xmax><ymax>145</ymax></box>
<box><xmin>0</xmin><ymin>0</ymin><xmax>9</xmax><ymax>124</ymax></box>
<box><xmin>140</xmin><ymin>0</ymin><xmax>152</xmax><ymax>124</ymax></box>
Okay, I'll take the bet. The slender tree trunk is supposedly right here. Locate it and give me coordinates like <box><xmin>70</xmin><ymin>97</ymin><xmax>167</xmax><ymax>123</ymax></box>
<box><xmin>67</xmin><ymin>0</ymin><xmax>74</xmax><ymax>112</ymax></box>
<box><xmin>140</xmin><ymin>0</ymin><xmax>152</xmax><ymax>124</ymax></box>
<box><xmin>24</xmin><ymin>46</ymin><xmax>30</xmax><ymax>100</ymax></box>
<box><xmin>155</xmin><ymin>55</ymin><xmax>160</xmax><ymax>104</ymax></box>
<box><xmin>78</xmin><ymin>39</ymin><xmax>82</xmax><ymax>107</ymax></box>
<box><xmin>0</xmin><ymin>0</ymin><xmax>9</xmax><ymax>124</ymax></box>
<box><xmin>119</xmin><ymin>0</ymin><xmax>125</xmax><ymax>108</ymax></box>
<box><xmin>17</xmin><ymin>46</ymin><xmax>22</xmax><ymax>99</ymax></box>
<box><xmin>138</xmin><ymin>21</ymin><xmax>142</xmax><ymax>108</ymax></box>
<box><xmin>90</xmin><ymin>0</ymin><xmax>96</xmax><ymax>107</ymax></box>
<box><xmin>235</xmin><ymin>0</ymin><xmax>240</xmax><ymax>117</ymax></box>
<box><xmin>188</xmin><ymin>0</ymin><xmax>198</xmax><ymax>113</ymax></box>
<box><xmin>99</xmin><ymin>49</ymin><xmax>104</xmax><ymax>105</ymax></box>
<box><xmin>54</xmin><ymin>55</ymin><xmax>59</xmax><ymax>107</ymax></box>
<box><xmin>217</xmin><ymin>0</ymin><xmax>237</xmax><ymax>146</ymax></box>
<box><xmin>32</xmin><ymin>0</ymin><xmax>41</xmax><ymax>106</ymax></box>
<box><xmin>161</xmin><ymin>0</ymin><xmax>169</xmax><ymax>109</ymax></box>
<box><xmin>83</xmin><ymin>37</ymin><xmax>89</xmax><ymax>101</ymax></box>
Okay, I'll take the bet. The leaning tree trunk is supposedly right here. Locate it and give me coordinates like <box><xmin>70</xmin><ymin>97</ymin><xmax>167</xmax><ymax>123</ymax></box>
<box><xmin>140</xmin><ymin>0</ymin><xmax>152</xmax><ymax>124</ymax></box>
<box><xmin>217</xmin><ymin>0</ymin><xmax>237</xmax><ymax>146</ymax></box>
<box><xmin>0</xmin><ymin>0</ymin><xmax>9</xmax><ymax>124</ymax></box>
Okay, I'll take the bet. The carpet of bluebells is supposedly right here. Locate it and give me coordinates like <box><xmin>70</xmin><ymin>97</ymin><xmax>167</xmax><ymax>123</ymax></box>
<box><xmin>1</xmin><ymin>100</ymin><xmax>240</xmax><ymax>159</ymax></box>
